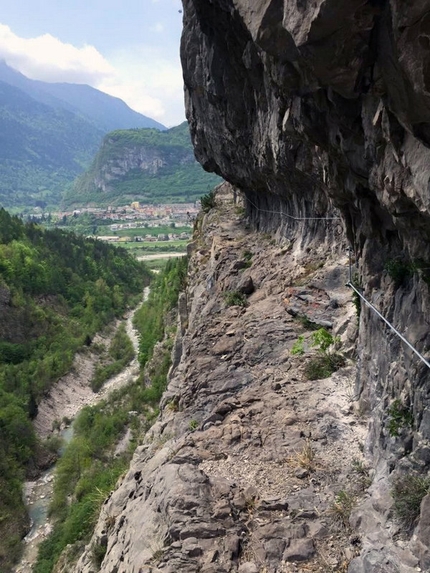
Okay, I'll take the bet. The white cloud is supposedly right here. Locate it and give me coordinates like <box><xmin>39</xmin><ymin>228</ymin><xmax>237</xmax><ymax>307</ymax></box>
<box><xmin>0</xmin><ymin>23</ymin><xmax>186</xmax><ymax>127</ymax></box>
<box><xmin>0</xmin><ymin>24</ymin><xmax>115</xmax><ymax>84</ymax></box>
<box><xmin>100</xmin><ymin>45</ymin><xmax>185</xmax><ymax>126</ymax></box>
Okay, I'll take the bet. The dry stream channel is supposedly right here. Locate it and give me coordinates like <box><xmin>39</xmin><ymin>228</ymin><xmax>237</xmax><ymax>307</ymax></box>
<box><xmin>14</xmin><ymin>287</ymin><xmax>150</xmax><ymax>573</ymax></box>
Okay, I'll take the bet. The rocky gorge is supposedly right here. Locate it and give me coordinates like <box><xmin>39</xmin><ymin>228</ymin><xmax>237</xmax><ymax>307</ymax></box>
<box><xmin>57</xmin><ymin>1</ymin><xmax>430</xmax><ymax>572</ymax></box>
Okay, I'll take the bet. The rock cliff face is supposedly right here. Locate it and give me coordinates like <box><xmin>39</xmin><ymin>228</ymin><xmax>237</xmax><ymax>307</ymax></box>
<box><xmin>65</xmin><ymin>122</ymin><xmax>221</xmax><ymax>207</ymax></box>
<box><xmin>180</xmin><ymin>2</ymin><xmax>430</xmax><ymax>571</ymax></box>
<box><xmin>71</xmin><ymin>186</ymin><xmax>368</xmax><ymax>573</ymax></box>
<box><xmin>65</xmin><ymin>3</ymin><xmax>430</xmax><ymax>573</ymax></box>
<box><xmin>90</xmin><ymin>138</ymin><xmax>194</xmax><ymax>195</ymax></box>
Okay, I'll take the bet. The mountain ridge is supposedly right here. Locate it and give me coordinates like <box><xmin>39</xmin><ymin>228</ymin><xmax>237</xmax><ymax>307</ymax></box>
<box><xmin>0</xmin><ymin>61</ymin><xmax>166</xmax><ymax>132</ymax></box>
<box><xmin>0</xmin><ymin>62</ymin><xmax>169</xmax><ymax>210</ymax></box>
<box><xmin>64</xmin><ymin>122</ymin><xmax>222</xmax><ymax>207</ymax></box>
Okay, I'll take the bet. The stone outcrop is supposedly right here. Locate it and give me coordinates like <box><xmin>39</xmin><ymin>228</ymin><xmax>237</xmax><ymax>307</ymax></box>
<box><xmin>69</xmin><ymin>122</ymin><xmax>221</xmax><ymax>206</ymax></box>
<box><xmin>180</xmin><ymin>2</ymin><xmax>430</xmax><ymax>571</ymax></box>
<box><xmin>72</xmin><ymin>187</ymin><xmax>369</xmax><ymax>573</ymax></box>
<box><xmin>92</xmin><ymin>143</ymin><xmax>193</xmax><ymax>194</ymax></box>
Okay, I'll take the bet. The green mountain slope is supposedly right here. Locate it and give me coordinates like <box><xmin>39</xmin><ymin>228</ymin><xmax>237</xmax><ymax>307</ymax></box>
<box><xmin>0</xmin><ymin>63</ymin><xmax>168</xmax><ymax>211</ymax></box>
<box><xmin>63</xmin><ymin>122</ymin><xmax>222</xmax><ymax>207</ymax></box>
<box><xmin>0</xmin><ymin>62</ymin><xmax>166</xmax><ymax>132</ymax></box>
<box><xmin>0</xmin><ymin>208</ymin><xmax>150</xmax><ymax>571</ymax></box>
<box><xmin>0</xmin><ymin>81</ymin><xmax>104</xmax><ymax>209</ymax></box>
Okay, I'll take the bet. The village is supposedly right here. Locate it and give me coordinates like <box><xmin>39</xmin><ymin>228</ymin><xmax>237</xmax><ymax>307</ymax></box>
<box><xmin>28</xmin><ymin>201</ymin><xmax>200</xmax><ymax>246</ymax></box>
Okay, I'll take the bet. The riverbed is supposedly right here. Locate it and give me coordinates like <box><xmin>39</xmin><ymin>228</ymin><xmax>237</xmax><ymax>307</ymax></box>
<box><xmin>13</xmin><ymin>287</ymin><xmax>149</xmax><ymax>573</ymax></box>
<box><xmin>136</xmin><ymin>252</ymin><xmax>187</xmax><ymax>261</ymax></box>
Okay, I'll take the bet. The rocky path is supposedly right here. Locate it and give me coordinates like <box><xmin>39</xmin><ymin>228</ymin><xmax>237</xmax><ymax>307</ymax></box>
<box><xmin>74</xmin><ymin>186</ymin><xmax>372</xmax><ymax>573</ymax></box>
<box><xmin>14</xmin><ymin>288</ymin><xmax>149</xmax><ymax>573</ymax></box>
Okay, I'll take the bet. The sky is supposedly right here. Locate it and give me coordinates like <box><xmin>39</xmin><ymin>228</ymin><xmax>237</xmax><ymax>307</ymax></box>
<box><xmin>0</xmin><ymin>0</ymin><xmax>185</xmax><ymax>127</ymax></box>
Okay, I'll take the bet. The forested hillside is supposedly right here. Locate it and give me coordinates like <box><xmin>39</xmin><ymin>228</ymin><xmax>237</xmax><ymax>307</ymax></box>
<box><xmin>34</xmin><ymin>257</ymin><xmax>188</xmax><ymax>573</ymax></box>
<box><xmin>0</xmin><ymin>208</ymin><xmax>150</xmax><ymax>571</ymax></box>
<box><xmin>64</xmin><ymin>122</ymin><xmax>222</xmax><ymax>207</ymax></box>
<box><xmin>0</xmin><ymin>81</ymin><xmax>105</xmax><ymax>209</ymax></box>
<box><xmin>0</xmin><ymin>62</ymin><xmax>166</xmax><ymax>211</ymax></box>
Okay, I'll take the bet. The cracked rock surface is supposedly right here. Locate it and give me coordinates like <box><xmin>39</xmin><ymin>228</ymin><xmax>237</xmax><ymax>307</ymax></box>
<box><xmin>180</xmin><ymin>2</ymin><xmax>430</xmax><ymax>570</ymax></box>
<box><xmin>72</xmin><ymin>187</ymin><xmax>374</xmax><ymax>573</ymax></box>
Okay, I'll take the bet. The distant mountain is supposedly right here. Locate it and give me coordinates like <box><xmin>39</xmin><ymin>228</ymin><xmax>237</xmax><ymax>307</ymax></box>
<box><xmin>0</xmin><ymin>62</ymin><xmax>166</xmax><ymax>132</ymax></box>
<box><xmin>0</xmin><ymin>62</ymin><xmax>166</xmax><ymax>210</ymax></box>
<box><xmin>64</xmin><ymin>122</ymin><xmax>222</xmax><ymax>207</ymax></box>
<box><xmin>0</xmin><ymin>80</ymin><xmax>105</xmax><ymax>209</ymax></box>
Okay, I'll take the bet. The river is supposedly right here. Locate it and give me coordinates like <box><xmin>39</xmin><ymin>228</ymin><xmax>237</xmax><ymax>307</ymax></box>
<box><xmin>136</xmin><ymin>252</ymin><xmax>187</xmax><ymax>261</ymax></box>
<box><xmin>13</xmin><ymin>287</ymin><xmax>149</xmax><ymax>573</ymax></box>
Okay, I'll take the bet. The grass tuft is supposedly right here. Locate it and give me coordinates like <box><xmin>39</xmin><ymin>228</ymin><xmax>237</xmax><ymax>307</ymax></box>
<box><xmin>391</xmin><ymin>475</ymin><xmax>430</xmax><ymax>528</ymax></box>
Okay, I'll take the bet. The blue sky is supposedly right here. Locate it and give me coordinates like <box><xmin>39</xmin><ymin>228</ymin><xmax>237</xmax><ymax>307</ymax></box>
<box><xmin>0</xmin><ymin>0</ymin><xmax>185</xmax><ymax>126</ymax></box>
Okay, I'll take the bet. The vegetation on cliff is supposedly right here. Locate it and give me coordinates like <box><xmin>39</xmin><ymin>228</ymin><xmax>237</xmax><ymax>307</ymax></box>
<box><xmin>0</xmin><ymin>208</ymin><xmax>150</xmax><ymax>572</ymax></box>
<box><xmin>33</xmin><ymin>256</ymin><xmax>187</xmax><ymax>573</ymax></box>
<box><xmin>63</xmin><ymin>122</ymin><xmax>222</xmax><ymax>207</ymax></box>
<box><xmin>133</xmin><ymin>255</ymin><xmax>187</xmax><ymax>369</ymax></box>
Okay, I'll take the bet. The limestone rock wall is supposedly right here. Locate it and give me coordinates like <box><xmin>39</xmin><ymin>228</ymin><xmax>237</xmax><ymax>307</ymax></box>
<box><xmin>91</xmin><ymin>142</ymin><xmax>193</xmax><ymax>193</ymax></box>
<box><xmin>180</xmin><ymin>1</ymin><xmax>430</xmax><ymax>571</ymax></box>
<box><xmin>70</xmin><ymin>187</ymin><xmax>369</xmax><ymax>573</ymax></box>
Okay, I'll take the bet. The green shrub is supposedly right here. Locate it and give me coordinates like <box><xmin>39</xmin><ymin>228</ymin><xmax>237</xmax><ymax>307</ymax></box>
<box><xmin>392</xmin><ymin>474</ymin><xmax>430</xmax><ymax>528</ymax></box>
<box><xmin>291</xmin><ymin>328</ymin><xmax>345</xmax><ymax>380</ymax></box>
<box><xmin>43</xmin><ymin>435</ymin><xmax>64</xmax><ymax>455</ymax></box>
<box><xmin>91</xmin><ymin>540</ymin><xmax>107</xmax><ymax>568</ymax></box>
<box><xmin>201</xmin><ymin>190</ymin><xmax>217</xmax><ymax>213</ymax></box>
<box><xmin>387</xmin><ymin>399</ymin><xmax>413</xmax><ymax>437</ymax></box>
<box><xmin>305</xmin><ymin>354</ymin><xmax>345</xmax><ymax>380</ymax></box>
<box><xmin>385</xmin><ymin>259</ymin><xmax>415</xmax><ymax>286</ymax></box>
<box><xmin>291</xmin><ymin>336</ymin><xmax>305</xmax><ymax>356</ymax></box>
<box><xmin>310</xmin><ymin>328</ymin><xmax>337</xmax><ymax>353</ymax></box>
<box><xmin>223</xmin><ymin>290</ymin><xmax>248</xmax><ymax>307</ymax></box>
<box><xmin>242</xmin><ymin>250</ymin><xmax>253</xmax><ymax>268</ymax></box>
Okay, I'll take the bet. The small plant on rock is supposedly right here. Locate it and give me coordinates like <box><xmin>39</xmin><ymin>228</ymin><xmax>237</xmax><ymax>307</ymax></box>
<box><xmin>291</xmin><ymin>328</ymin><xmax>345</xmax><ymax>380</ymax></box>
<box><xmin>385</xmin><ymin>258</ymin><xmax>415</xmax><ymax>287</ymax></box>
<box><xmin>351</xmin><ymin>458</ymin><xmax>372</xmax><ymax>491</ymax></box>
<box><xmin>166</xmin><ymin>399</ymin><xmax>179</xmax><ymax>412</ymax></box>
<box><xmin>290</xmin><ymin>335</ymin><xmax>305</xmax><ymax>356</ymax></box>
<box><xmin>91</xmin><ymin>541</ymin><xmax>107</xmax><ymax>568</ymax></box>
<box><xmin>311</xmin><ymin>328</ymin><xmax>339</xmax><ymax>353</ymax></box>
<box><xmin>391</xmin><ymin>474</ymin><xmax>430</xmax><ymax>528</ymax></box>
<box><xmin>243</xmin><ymin>250</ymin><xmax>253</xmax><ymax>260</ymax></box>
<box><xmin>329</xmin><ymin>490</ymin><xmax>356</xmax><ymax>528</ymax></box>
<box><xmin>306</xmin><ymin>328</ymin><xmax>344</xmax><ymax>380</ymax></box>
<box><xmin>224</xmin><ymin>290</ymin><xmax>248</xmax><ymax>307</ymax></box>
<box><xmin>387</xmin><ymin>399</ymin><xmax>413</xmax><ymax>437</ymax></box>
<box><xmin>288</xmin><ymin>439</ymin><xmax>316</xmax><ymax>472</ymax></box>
<box><xmin>201</xmin><ymin>190</ymin><xmax>217</xmax><ymax>213</ymax></box>
<box><xmin>189</xmin><ymin>419</ymin><xmax>199</xmax><ymax>432</ymax></box>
